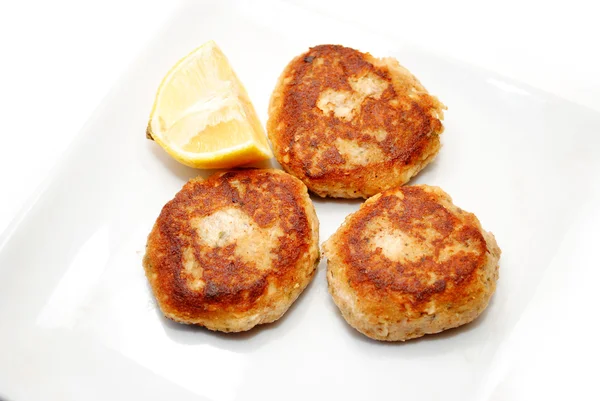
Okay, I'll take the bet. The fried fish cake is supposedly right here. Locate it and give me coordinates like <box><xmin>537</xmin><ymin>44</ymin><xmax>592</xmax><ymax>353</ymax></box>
<box><xmin>267</xmin><ymin>45</ymin><xmax>446</xmax><ymax>198</ymax></box>
<box><xmin>143</xmin><ymin>169</ymin><xmax>320</xmax><ymax>332</ymax></box>
<box><xmin>323</xmin><ymin>185</ymin><xmax>500</xmax><ymax>341</ymax></box>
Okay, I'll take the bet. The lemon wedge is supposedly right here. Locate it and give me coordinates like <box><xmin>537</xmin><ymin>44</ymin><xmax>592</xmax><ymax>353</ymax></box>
<box><xmin>146</xmin><ymin>41</ymin><xmax>273</xmax><ymax>169</ymax></box>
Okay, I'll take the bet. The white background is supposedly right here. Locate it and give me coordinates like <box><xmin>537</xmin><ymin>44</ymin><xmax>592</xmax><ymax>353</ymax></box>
<box><xmin>0</xmin><ymin>0</ymin><xmax>598</xmax><ymax>235</ymax></box>
<box><xmin>0</xmin><ymin>1</ymin><xmax>599</xmax><ymax>400</ymax></box>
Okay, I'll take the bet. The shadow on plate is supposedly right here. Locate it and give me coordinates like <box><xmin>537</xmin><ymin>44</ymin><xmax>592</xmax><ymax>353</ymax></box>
<box><xmin>404</xmin><ymin>155</ymin><xmax>442</xmax><ymax>186</ymax></box>
<box><xmin>149</xmin><ymin>141</ymin><xmax>282</xmax><ymax>183</ymax></box>
<box><xmin>327</xmin><ymin>290</ymin><xmax>496</xmax><ymax>355</ymax></box>
<box><xmin>310</xmin><ymin>194</ymin><xmax>364</xmax><ymax>208</ymax></box>
<box><xmin>153</xmin><ymin>267</ymin><xmax>319</xmax><ymax>352</ymax></box>
<box><xmin>148</xmin><ymin>142</ymin><xmax>209</xmax><ymax>182</ymax></box>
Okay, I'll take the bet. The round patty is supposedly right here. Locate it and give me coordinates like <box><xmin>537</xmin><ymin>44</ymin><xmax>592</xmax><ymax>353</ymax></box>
<box><xmin>268</xmin><ymin>44</ymin><xmax>446</xmax><ymax>198</ymax></box>
<box><xmin>143</xmin><ymin>169</ymin><xmax>320</xmax><ymax>332</ymax></box>
<box><xmin>323</xmin><ymin>185</ymin><xmax>500</xmax><ymax>341</ymax></box>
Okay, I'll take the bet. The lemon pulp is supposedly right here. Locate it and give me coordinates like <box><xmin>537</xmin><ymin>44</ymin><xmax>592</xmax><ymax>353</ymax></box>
<box><xmin>147</xmin><ymin>40</ymin><xmax>272</xmax><ymax>169</ymax></box>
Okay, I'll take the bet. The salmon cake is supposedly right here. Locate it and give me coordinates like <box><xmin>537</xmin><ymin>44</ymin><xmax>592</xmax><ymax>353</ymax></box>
<box><xmin>323</xmin><ymin>185</ymin><xmax>500</xmax><ymax>341</ymax></box>
<box><xmin>267</xmin><ymin>45</ymin><xmax>446</xmax><ymax>198</ymax></box>
<box><xmin>143</xmin><ymin>169</ymin><xmax>320</xmax><ymax>332</ymax></box>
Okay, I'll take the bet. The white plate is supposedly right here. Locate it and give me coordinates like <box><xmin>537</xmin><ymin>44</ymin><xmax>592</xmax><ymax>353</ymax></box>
<box><xmin>2</xmin><ymin>1</ymin><xmax>600</xmax><ymax>400</ymax></box>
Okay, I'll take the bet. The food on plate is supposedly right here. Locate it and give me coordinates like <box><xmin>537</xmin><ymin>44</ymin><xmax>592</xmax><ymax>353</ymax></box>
<box><xmin>146</xmin><ymin>40</ymin><xmax>272</xmax><ymax>169</ymax></box>
<box><xmin>267</xmin><ymin>44</ymin><xmax>445</xmax><ymax>198</ymax></box>
<box><xmin>143</xmin><ymin>169</ymin><xmax>319</xmax><ymax>332</ymax></box>
<box><xmin>323</xmin><ymin>185</ymin><xmax>500</xmax><ymax>341</ymax></box>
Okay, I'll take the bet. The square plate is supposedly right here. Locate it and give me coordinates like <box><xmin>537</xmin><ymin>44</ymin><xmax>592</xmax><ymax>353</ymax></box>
<box><xmin>2</xmin><ymin>1</ymin><xmax>599</xmax><ymax>400</ymax></box>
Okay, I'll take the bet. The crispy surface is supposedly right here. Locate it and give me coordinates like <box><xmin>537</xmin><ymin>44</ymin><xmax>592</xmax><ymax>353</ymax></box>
<box><xmin>323</xmin><ymin>185</ymin><xmax>501</xmax><ymax>341</ymax></box>
<box><xmin>268</xmin><ymin>45</ymin><xmax>446</xmax><ymax>198</ymax></box>
<box><xmin>144</xmin><ymin>169</ymin><xmax>320</xmax><ymax>332</ymax></box>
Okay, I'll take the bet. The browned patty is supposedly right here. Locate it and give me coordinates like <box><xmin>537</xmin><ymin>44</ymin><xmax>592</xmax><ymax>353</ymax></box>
<box><xmin>268</xmin><ymin>45</ymin><xmax>446</xmax><ymax>198</ymax></box>
<box><xmin>143</xmin><ymin>169</ymin><xmax>320</xmax><ymax>332</ymax></box>
<box><xmin>323</xmin><ymin>185</ymin><xmax>501</xmax><ymax>341</ymax></box>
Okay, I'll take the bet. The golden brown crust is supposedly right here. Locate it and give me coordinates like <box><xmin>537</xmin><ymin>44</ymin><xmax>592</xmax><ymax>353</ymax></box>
<box><xmin>268</xmin><ymin>45</ymin><xmax>446</xmax><ymax>198</ymax></box>
<box><xmin>323</xmin><ymin>185</ymin><xmax>501</xmax><ymax>341</ymax></box>
<box><xmin>143</xmin><ymin>169</ymin><xmax>320</xmax><ymax>332</ymax></box>
<box><xmin>344</xmin><ymin>187</ymin><xmax>485</xmax><ymax>305</ymax></box>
